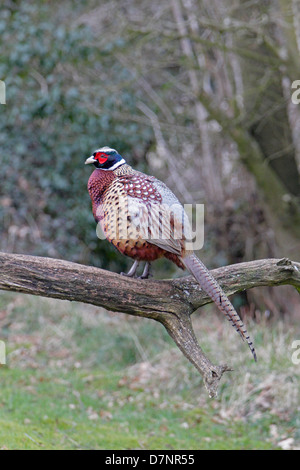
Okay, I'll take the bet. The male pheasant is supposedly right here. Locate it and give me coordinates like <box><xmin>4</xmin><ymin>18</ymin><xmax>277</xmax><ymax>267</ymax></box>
<box><xmin>85</xmin><ymin>146</ymin><xmax>257</xmax><ymax>361</ymax></box>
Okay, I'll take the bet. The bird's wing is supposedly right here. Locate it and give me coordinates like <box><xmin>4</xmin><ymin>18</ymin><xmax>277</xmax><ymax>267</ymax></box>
<box><xmin>119</xmin><ymin>173</ymin><xmax>191</xmax><ymax>255</ymax></box>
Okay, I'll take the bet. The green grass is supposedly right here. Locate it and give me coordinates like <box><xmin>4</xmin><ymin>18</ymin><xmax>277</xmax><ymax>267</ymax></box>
<box><xmin>0</xmin><ymin>292</ymin><xmax>299</xmax><ymax>449</ymax></box>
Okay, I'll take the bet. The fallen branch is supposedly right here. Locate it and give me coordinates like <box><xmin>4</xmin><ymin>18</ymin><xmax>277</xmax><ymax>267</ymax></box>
<box><xmin>0</xmin><ymin>252</ymin><xmax>299</xmax><ymax>397</ymax></box>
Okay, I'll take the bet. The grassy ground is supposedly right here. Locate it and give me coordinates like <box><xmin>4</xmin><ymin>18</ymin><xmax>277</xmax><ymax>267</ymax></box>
<box><xmin>0</xmin><ymin>291</ymin><xmax>299</xmax><ymax>450</ymax></box>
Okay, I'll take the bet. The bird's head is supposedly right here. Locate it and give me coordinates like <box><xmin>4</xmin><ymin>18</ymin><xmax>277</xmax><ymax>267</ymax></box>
<box><xmin>85</xmin><ymin>146</ymin><xmax>125</xmax><ymax>170</ymax></box>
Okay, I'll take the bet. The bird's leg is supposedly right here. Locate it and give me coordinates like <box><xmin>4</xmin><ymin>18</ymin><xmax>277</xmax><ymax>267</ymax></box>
<box><xmin>139</xmin><ymin>262</ymin><xmax>152</xmax><ymax>279</ymax></box>
<box><xmin>121</xmin><ymin>260</ymin><xmax>139</xmax><ymax>278</ymax></box>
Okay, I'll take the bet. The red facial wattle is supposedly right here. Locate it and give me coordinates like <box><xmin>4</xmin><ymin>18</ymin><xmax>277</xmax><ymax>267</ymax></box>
<box><xmin>95</xmin><ymin>152</ymin><xmax>108</xmax><ymax>164</ymax></box>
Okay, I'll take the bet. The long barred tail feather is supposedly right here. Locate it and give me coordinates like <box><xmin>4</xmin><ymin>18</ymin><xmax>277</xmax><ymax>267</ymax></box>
<box><xmin>181</xmin><ymin>253</ymin><xmax>257</xmax><ymax>361</ymax></box>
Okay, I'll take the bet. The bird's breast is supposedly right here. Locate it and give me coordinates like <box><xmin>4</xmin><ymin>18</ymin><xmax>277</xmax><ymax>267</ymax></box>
<box><xmin>87</xmin><ymin>169</ymin><xmax>116</xmax><ymax>204</ymax></box>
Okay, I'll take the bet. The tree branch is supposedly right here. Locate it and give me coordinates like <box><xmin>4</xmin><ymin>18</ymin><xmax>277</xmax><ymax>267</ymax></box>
<box><xmin>0</xmin><ymin>252</ymin><xmax>299</xmax><ymax>397</ymax></box>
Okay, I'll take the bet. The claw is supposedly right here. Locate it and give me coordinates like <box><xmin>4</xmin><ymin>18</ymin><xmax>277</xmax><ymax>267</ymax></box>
<box><xmin>120</xmin><ymin>260</ymin><xmax>139</xmax><ymax>278</ymax></box>
<box><xmin>120</xmin><ymin>261</ymin><xmax>152</xmax><ymax>279</ymax></box>
<box><xmin>139</xmin><ymin>262</ymin><xmax>152</xmax><ymax>279</ymax></box>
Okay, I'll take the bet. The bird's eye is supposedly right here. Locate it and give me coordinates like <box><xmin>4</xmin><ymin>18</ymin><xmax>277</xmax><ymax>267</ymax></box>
<box><xmin>95</xmin><ymin>152</ymin><xmax>108</xmax><ymax>164</ymax></box>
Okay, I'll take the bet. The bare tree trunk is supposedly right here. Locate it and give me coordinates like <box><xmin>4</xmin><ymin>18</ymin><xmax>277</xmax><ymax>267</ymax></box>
<box><xmin>229</xmin><ymin>0</ymin><xmax>300</xmax><ymax>229</ymax></box>
<box><xmin>0</xmin><ymin>252</ymin><xmax>299</xmax><ymax>397</ymax></box>
<box><xmin>171</xmin><ymin>0</ymin><xmax>223</xmax><ymax>203</ymax></box>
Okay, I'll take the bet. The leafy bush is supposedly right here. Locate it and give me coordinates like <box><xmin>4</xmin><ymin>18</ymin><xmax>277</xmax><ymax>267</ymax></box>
<box><xmin>0</xmin><ymin>1</ymin><xmax>151</xmax><ymax>270</ymax></box>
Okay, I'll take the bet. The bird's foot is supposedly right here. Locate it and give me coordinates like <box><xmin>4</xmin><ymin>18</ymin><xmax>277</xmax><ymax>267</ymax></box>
<box><xmin>120</xmin><ymin>261</ymin><xmax>152</xmax><ymax>279</ymax></box>
<box><xmin>138</xmin><ymin>262</ymin><xmax>152</xmax><ymax>280</ymax></box>
<box><xmin>120</xmin><ymin>260</ymin><xmax>139</xmax><ymax>278</ymax></box>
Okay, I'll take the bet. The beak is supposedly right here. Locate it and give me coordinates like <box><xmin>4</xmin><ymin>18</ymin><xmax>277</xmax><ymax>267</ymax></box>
<box><xmin>85</xmin><ymin>155</ymin><xmax>96</xmax><ymax>165</ymax></box>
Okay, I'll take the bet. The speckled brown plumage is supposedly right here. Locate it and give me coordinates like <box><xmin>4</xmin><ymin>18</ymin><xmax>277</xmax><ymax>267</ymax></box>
<box><xmin>85</xmin><ymin>147</ymin><xmax>257</xmax><ymax>361</ymax></box>
<box><xmin>87</xmin><ymin>164</ymin><xmax>185</xmax><ymax>268</ymax></box>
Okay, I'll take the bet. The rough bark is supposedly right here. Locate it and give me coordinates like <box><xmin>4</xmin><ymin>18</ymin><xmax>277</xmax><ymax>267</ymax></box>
<box><xmin>226</xmin><ymin>0</ymin><xmax>300</xmax><ymax>251</ymax></box>
<box><xmin>0</xmin><ymin>252</ymin><xmax>299</xmax><ymax>397</ymax></box>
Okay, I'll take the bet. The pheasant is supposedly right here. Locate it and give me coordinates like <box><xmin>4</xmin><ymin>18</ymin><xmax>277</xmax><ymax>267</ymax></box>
<box><xmin>85</xmin><ymin>146</ymin><xmax>257</xmax><ymax>361</ymax></box>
